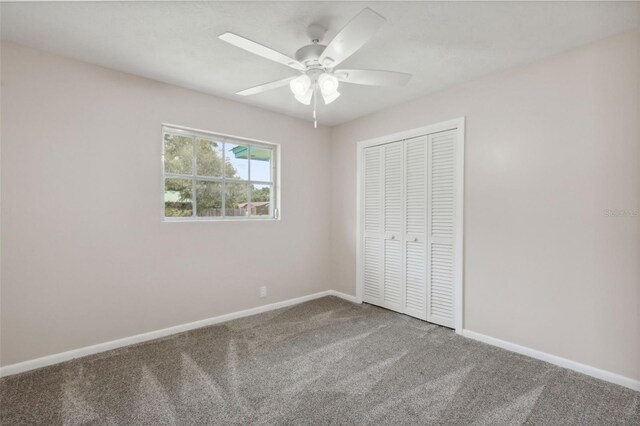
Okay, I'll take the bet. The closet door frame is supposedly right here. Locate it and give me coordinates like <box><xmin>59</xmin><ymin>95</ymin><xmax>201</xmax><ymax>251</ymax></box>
<box><xmin>356</xmin><ymin>117</ymin><xmax>465</xmax><ymax>334</ymax></box>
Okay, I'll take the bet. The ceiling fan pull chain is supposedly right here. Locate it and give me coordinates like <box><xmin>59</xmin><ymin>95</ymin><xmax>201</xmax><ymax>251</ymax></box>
<box><xmin>313</xmin><ymin>84</ymin><xmax>318</xmax><ymax>128</ymax></box>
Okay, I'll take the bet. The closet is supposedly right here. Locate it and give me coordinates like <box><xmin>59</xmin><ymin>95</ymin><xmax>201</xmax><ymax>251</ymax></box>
<box><xmin>360</xmin><ymin>128</ymin><xmax>461</xmax><ymax>328</ymax></box>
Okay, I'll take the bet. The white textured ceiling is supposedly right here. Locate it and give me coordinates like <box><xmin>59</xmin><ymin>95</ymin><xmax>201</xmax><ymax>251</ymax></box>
<box><xmin>2</xmin><ymin>1</ymin><xmax>639</xmax><ymax>126</ymax></box>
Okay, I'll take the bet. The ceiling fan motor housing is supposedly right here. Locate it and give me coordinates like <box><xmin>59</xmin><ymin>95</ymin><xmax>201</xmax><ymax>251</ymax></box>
<box><xmin>295</xmin><ymin>44</ymin><xmax>326</xmax><ymax>69</ymax></box>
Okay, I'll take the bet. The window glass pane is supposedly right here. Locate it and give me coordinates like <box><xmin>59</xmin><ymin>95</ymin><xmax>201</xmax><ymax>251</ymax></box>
<box><xmin>162</xmin><ymin>127</ymin><xmax>278</xmax><ymax>221</ymax></box>
<box><xmin>164</xmin><ymin>134</ymin><xmax>193</xmax><ymax>175</ymax></box>
<box><xmin>164</xmin><ymin>178</ymin><xmax>192</xmax><ymax>217</ymax></box>
<box><xmin>250</xmin><ymin>184</ymin><xmax>272</xmax><ymax>217</ymax></box>
<box><xmin>225</xmin><ymin>143</ymin><xmax>249</xmax><ymax>180</ymax></box>
<box><xmin>196</xmin><ymin>139</ymin><xmax>224</xmax><ymax>177</ymax></box>
<box><xmin>250</xmin><ymin>146</ymin><xmax>272</xmax><ymax>182</ymax></box>
<box><xmin>225</xmin><ymin>182</ymin><xmax>248</xmax><ymax>217</ymax></box>
<box><xmin>196</xmin><ymin>181</ymin><xmax>222</xmax><ymax>217</ymax></box>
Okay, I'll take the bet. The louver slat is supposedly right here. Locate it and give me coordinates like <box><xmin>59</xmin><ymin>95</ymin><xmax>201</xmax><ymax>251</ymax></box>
<box><xmin>362</xmin><ymin>146</ymin><xmax>383</xmax><ymax>305</ymax></box>
<box><xmin>404</xmin><ymin>137</ymin><xmax>427</xmax><ymax>319</ymax></box>
<box><xmin>429</xmin><ymin>244</ymin><xmax>454</xmax><ymax>323</ymax></box>
<box><xmin>363</xmin><ymin>237</ymin><xmax>382</xmax><ymax>300</ymax></box>
<box><xmin>384</xmin><ymin>143</ymin><xmax>402</xmax><ymax>234</ymax></box>
<box><xmin>431</xmin><ymin>133</ymin><xmax>455</xmax><ymax>239</ymax></box>
<box><xmin>428</xmin><ymin>130</ymin><xmax>456</xmax><ymax>328</ymax></box>
<box><xmin>405</xmin><ymin>241</ymin><xmax>426</xmax><ymax>317</ymax></box>
<box><xmin>364</xmin><ymin>148</ymin><xmax>382</xmax><ymax>233</ymax></box>
<box><xmin>383</xmin><ymin>142</ymin><xmax>403</xmax><ymax>310</ymax></box>
<box><xmin>384</xmin><ymin>240</ymin><xmax>402</xmax><ymax>309</ymax></box>
<box><xmin>405</xmin><ymin>138</ymin><xmax>426</xmax><ymax>235</ymax></box>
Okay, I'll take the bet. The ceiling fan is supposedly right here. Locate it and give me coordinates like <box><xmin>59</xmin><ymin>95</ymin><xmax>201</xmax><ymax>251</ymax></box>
<box><xmin>219</xmin><ymin>8</ymin><xmax>412</xmax><ymax>127</ymax></box>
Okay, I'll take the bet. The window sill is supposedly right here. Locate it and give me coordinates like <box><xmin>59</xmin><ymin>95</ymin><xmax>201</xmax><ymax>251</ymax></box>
<box><xmin>162</xmin><ymin>217</ymin><xmax>279</xmax><ymax>223</ymax></box>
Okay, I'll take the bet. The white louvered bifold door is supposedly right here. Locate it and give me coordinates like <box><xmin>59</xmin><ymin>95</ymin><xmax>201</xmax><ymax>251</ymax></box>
<box><xmin>361</xmin><ymin>126</ymin><xmax>460</xmax><ymax>329</ymax></box>
<box><xmin>427</xmin><ymin>130</ymin><xmax>457</xmax><ymax>328</ymax></box>
<box><xmin>382</xmin><ymin>142</ymin><xmax>404</xmax><ymax>312</ymax></box>
<box><xmin>362</xmin><ymin>146</ymin><xmax>384</xmax><ymax>305</ymax></box>
<box><xmin>404</xmin><ymin>136</ymin><xmax>428</xmax><ymax>320</ymax></box>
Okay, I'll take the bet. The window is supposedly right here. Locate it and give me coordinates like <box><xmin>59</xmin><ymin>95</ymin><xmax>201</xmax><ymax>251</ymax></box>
<box><xmin>162</xmin><ymin>126</ymin><xmax>278</xmax><ymax>221</ymax></box>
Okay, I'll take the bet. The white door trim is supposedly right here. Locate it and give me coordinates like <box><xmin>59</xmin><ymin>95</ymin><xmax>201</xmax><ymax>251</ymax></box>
<box><xmin>356</xmin><ymin>117</ymin><xmax>465</xmax><ymax>334</ymax></box>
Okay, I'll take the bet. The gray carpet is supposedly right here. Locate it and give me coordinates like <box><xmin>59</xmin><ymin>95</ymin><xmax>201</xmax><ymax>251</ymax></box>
<box><xmin>1</xmin><ymin>296</ymin><xmax>638</xmax><ymax>425</ymax></box>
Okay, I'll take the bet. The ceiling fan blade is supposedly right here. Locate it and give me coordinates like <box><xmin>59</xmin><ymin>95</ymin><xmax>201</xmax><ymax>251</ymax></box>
<box><xmin>335</xmin><ymin>69</ymin><xmax>412</xmax><ymax>86</ymax></box>
<box><xmin>319</xmin><ymin>8</ymin><xmax>386</xmax><ymax>68</ymax></box>
<box><xmin>236</xmin><ymin>77</ymin><xmax>296</xmax><ymax>96</ymax></box>
<box><xmin>219</xmin><ymin>32</ymin><xmax>305</xmax><ymax>71</ymax></box>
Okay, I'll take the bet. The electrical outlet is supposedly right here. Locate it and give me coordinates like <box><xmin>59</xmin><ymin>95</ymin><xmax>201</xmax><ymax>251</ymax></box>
<box><xmin>259</xmin><ymin>286</ymin><xmax>267</xmax><ymax>298</ymax></box>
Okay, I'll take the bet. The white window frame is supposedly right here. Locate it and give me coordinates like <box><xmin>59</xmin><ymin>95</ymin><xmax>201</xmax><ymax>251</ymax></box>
<box><xmin>161</xmin><ymin>124</ymin><xmax>280</xmax><ymax>222</ymax></box>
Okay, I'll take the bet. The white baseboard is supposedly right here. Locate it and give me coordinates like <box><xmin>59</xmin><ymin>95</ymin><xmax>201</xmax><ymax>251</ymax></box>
<box><xmin>462</xmin><ymin>330</ymin><xmax>640</xmax><ymax>392</ymax></box>
<box><xmin>328</xmin><ymin>290</ymin><xmax>361</xmax><ymax>304</ymax></box>
<box><xmin>3</xmin><ymin>293</ymin><xmax>635</xmax><ymax>393</ymax></box>
<box><xmin>0</xmin><ymin>290</ymin><xmax>358</xmax><ymax>378</ymax></box>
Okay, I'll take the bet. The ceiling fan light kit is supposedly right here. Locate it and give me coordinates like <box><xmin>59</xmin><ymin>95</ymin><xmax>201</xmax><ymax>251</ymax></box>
<box><xmin>318</xmin><ymin>73</ymin><xmax>339</xmax><ymax>95</ymax></box>
<box><xmin>321</xmin><ymin>88</ymin><xmax>340</xmax><ymax>105</ymax></box>
<box><xmin>294</xmin><ymin>88</ymin><xmax>313</xmax><ymax>105</ymax></box>
<box><xmin>289</xmin><ymin>74</ymin><xmax>311</xmax><ymax>96</ymax></box>
<box><xmin>219</xmin><ymin>8</ymin><xmax>412</xmax><ymax>127</ymax></box>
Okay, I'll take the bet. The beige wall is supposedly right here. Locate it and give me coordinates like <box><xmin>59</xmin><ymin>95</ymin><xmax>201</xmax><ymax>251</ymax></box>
<box><xmin>330</xmin><ymin>29</ymin><xmax>640</xmax><ymax>380</ymax></box>
<box><xmin>2</xmin><ymin>29</ymin><xmax>639</xmax><ymax>382</ymax></box>
<box><xmin>0</xmin><ymin>42</ymin><xmax>333</xmax><ymax>366</ymax></box>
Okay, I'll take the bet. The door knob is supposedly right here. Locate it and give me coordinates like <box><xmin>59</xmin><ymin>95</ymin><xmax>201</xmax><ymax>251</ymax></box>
<box><xmin>391</xmin><ymin>235</ymin><xmax>396</xmax><ymax>240</ymax></box>
<box><xmin>414</xmin><ymin>237</ymin><xmax>419</xmax><ymax>242</ymax></box>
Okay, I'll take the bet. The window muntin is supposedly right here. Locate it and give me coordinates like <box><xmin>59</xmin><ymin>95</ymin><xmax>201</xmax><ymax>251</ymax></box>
<box><xmin>163</xmin><ymin>126</ymin><xmax>277</xmax><ymax>220</ymax></box>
